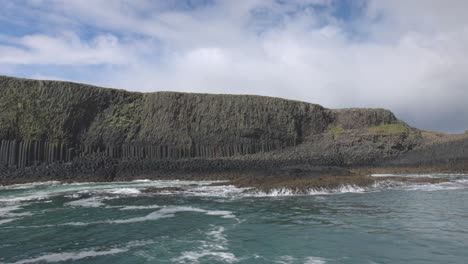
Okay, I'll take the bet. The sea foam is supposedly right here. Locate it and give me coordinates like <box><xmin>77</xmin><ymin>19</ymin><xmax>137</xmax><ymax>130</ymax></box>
<box><xmin>110</xmin><ymin>206</ymin><xmax>236</xmax><ymax>224</ymax></box>
<box><xmin>8</xmin><ymin>240</ymin><xmax>155</xmax><ymax>264</ymax></box>
<box><xmin>172</xmin><ymin>226</ymin><xmax>238</xmax><ymax>263</ymax></box>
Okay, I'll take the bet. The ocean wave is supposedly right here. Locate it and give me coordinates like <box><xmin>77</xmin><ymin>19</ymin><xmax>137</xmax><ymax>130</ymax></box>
<box><xmin>205</xmin><ymin>210</ymin><xmax>236</xmax><ymax>218</ymax></box>
<box><xmin>131</xmin><ymin>179</ymin><xmax>152</xmax><ymax>183</ymax></box>
<box><xmin>0</xmin><ymin>205</ymin><xmax>31</xmax><ymax>218</ymax></box>
<box><xmin>399</xmin><ymin>182</ymin><xmax>466</xmax><ymax>192</ymax></box>
<box><xmin>181</xmin><ymin>185</ymin><xmax>249</xmax><ymax>197</ymax></box>
<box><xmin>110</xmin><ymin>206</ymin><xmax>236</xmax><ymax>224</ymax></box>
<box><xmin>0</xmin><ymin>180</ymin><xmax>226</xmax><ymax>203</ymax></box>
<box><xmin>109</xmin><ymin>210</ymin><xmax>175</xmax><ymax>224</ymax></box>
<box><xmin>173</xmin><ymin>225</ymin><xmax>237</xmax><ymax>263</ymax></box>
<box><xmin>249</xmin><ymin>185</ymin><xmax>366</xmax><ymax>197</ymax></box>
<box><xmin>0</xmin><ymin>203</ymin><xmax>31</xmax><ymax>226</ymax></box>
<box><xmin>0</xmin><ymin>218</ymin><xmax>20</xmax><ymax>225</ymax></box>
<box><xmin>3</xmin><ymin>206</ymin><xmax>236</xmax><ymax>228</ymax></box>
<box><xmin>173</xmin><ymin>250</ymin><xmax>238</xmax><ymax>264</ymax></box>
<box><xmin>119</xmin><ymin>205</ymin><xmax>161</xmax><ymax>210</ymax></box>
<box><xmin>106</xmin><ymin>188</ymin><xmax>141</xmax><ymax>195</ymax></box>
<box><xmin>1</xmin><ymin>176</ymin><xmax>467</xmax><ymax>204</ymax></box>
<box><xmin>8</xmin><ymin>248</ymin><xmax>128</xmax><ymax>264</ymax></box>
<box><xmin>0</xmin><ymin>181</ymin><xmax>61</xmax><ymax>190</ymax></box>
<box><xmin>65</xmin><ymin>197</ymin><xmax>105</xmax><ymax>208</ymax></box>
<box><xmin>304</xmin><ymin>256</ymin><xmax>327</xmax><ymax>264</ymax></box>
<box><xmin>7</xmin><ymin>240</ymin><xmax>155</xmax><ymax>264</ymax></box>
<box><xmin>272</xmin><ymin>255</ymin><xmax>327</xmax><ymax>264</ymax></box>
<box><xmin>371</xmin><ymin>173</ymin><xmax>468</xmax><ymax>178</ymax></box>
<box><xmin>0</xmin><ymin>193</ymin><xmax>50</xmax><ymax>203</ymax></box>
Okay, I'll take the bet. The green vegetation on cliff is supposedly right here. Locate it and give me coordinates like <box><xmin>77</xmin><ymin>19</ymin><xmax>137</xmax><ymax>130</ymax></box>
<box><xmin>327</xmin><ymin>124</ymin><xmax>345</xmax><ymax>139</ymax></box>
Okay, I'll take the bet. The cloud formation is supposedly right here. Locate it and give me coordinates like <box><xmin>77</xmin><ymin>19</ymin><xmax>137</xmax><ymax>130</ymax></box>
<box><xmin>0</xmin><ymin>0</ymin><xmax>467</xmax><ymax>132</ymax></box>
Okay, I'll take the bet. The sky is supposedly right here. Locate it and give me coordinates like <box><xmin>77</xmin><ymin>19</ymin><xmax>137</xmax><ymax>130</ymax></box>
<box><xmin>0</xmin><ymin>0</ymin><xmax>467</xmax><ymax>133</ymax></box>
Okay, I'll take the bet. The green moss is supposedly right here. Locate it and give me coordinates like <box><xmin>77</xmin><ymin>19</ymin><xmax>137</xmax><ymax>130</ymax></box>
<box><xmin>327</xmin><ymin>124</ymin><xmax>345</xmax><ymax>139</ymax></box>
<box><xmin>367</xmin><ymin>123</ymin><xmax>409</xmax><ymax>136</ymax></box>
<box><xmin>407</xmin><ymin>130</ymin><xmax>417</xmax><ymax>140</ymax></box>
<box><xmin>86</xmin><ymin>96</ymin><xmax>143</xmax><ymax>144</ymax></box>
<box><xmin>106</xmin><ymin>102</ymin><xmax>140</xmax><ymax>128</ymax></box>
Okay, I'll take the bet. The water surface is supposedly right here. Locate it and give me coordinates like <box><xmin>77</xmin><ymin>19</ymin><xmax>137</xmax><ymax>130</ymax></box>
<box><xmin>1</xmin><ymin>175</ymin><xmax>467</xmax><ymax>263</ymax></box>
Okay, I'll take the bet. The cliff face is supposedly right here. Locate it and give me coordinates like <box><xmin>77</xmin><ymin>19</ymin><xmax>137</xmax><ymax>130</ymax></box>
<box><xmin>1</xmin><ymin>75</ymin><xmax>463</xmax><ymax>182</ymax></box>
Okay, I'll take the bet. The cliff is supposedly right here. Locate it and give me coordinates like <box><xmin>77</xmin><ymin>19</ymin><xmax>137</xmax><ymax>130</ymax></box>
<box><xmin>0</xmin><ymin>75</ymin><xmax>466</xmax><ymax>182</ymax></box>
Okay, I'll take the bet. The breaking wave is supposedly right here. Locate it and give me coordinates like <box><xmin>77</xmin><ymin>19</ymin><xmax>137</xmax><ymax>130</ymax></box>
<box><xmin>248</xmin><ymin>185</ymin><xmax>367</xmax><ymax>197</ymax></box>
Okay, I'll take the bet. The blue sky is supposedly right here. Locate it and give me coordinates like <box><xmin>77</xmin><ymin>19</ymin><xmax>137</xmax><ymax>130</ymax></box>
<box><xmin>1</xmin><ymin>0</ymin><xmax>468</xmax><ymax>133</ymax></box>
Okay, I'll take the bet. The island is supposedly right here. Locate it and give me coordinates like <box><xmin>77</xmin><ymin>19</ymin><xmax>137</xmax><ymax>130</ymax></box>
<box><xmin>1</xmin><ymin>75</ymin><xmax>467</xmax><ymax>191</ymax></box>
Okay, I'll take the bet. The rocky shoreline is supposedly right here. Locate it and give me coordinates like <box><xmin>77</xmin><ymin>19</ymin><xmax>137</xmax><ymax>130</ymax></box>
<box><xmin>0</xmin><ymin>162</ymin><xmax>463</xmax><ymax>194</ymax></box>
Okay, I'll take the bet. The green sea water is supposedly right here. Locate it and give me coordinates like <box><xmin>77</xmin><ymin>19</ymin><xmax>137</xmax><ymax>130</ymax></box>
<box><xmin>0</xmin><ymin>175</ymin><xmax>467</xmax><ymax>263</ymax></box>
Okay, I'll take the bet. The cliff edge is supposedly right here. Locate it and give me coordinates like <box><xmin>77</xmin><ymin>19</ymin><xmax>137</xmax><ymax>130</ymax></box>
<box><xmin>0</xmin><ymin>75</ymin><xmax>466</xmax><ymax>183</ymax></box>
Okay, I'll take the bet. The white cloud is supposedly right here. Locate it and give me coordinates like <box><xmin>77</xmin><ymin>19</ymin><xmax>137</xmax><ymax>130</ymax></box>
<box><xmin>0</xmin><ymin>32</ymin><xmax>133</xmax><ymax>65</ymax></box>
<box><xmin>0</xmin><ymin>0</ymin><xmax>467</xmax><ymax>132</ymax></box>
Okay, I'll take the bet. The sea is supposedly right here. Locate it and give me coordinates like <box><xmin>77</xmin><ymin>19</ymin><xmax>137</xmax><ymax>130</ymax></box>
<box><xmin>0</xmin><ymin>174</ymin><xmax>467</xmax><ymax>264</ymax></box>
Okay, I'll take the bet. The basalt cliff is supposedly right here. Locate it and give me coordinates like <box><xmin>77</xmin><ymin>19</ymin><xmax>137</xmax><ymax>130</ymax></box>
<box><xmin>0</xmin><ymin>75</ymin><xmax>467</xmax><ymax>183</ymax></box>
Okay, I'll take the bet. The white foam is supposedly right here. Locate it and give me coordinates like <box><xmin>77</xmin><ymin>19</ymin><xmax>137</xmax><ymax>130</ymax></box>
<box><xmin>131</xmin><ymin>179</ymin><xmax>152</xmax><ymax>183</ymax></box>
<box><xmin>454</xmin><ymin>178</ymin><xmax>468</xmax><ymax>184</ymax></box>
<box><xmin>182</xmin><ymin>185</ymin><xmax>249</xmax><ymax>197</ymax></box>
<box><xmin>0</xmin><ymin>205</ymin><xmax>27</xmax><ymax>217</ymax></box>
<box><xmin>205</xmin><ymin>226</ymin><xmax>227</xmax><ymax>246</ymax></box>
<box><xmin>402</xmin><ymin>182</ymin><xmax>465</xmax><ymax>192</ymax></box>
<box><xmin>371</xmin><ymin>173</ymin><xmax>468</xmax><ymax>178</ymax></box>
<box><xmin>0</xmin><ymin>181</ymin><xmax>61</xmax><ymax>190</ymax></box>
<box><xmin>205</xmin><ymin>210</ymin><xmax>236</xmax><ymax>219</ymax></box>
<box><xmin>173</xmin><ymin>225</ymin><xmax>237</xmax><ymax>263</ymax></box>
<box><xmin>0</xmin><ymin>180</ymin><xmax>223</xmax><ymax>204</ymax></box>
<box><xmin>119</xmin><ymin>205</ymin><xmax>161</xmax><ymax>210</ymax></box>
<box><xmin>110</xmin><ymin>206</ymin><xmax>203</xmax><ymax>224</ymax></box>
<box><xmin>106</xmin><ymin>188</ymin><xmax>141</xmax><ymax>195</ymax></box>
<box><xmin>274</xmin><ymin>255</ymin><xmax>296</xmax><ymax>263</ymax></box>
<box><xmin>173</xmin><ymin>250</ymin><xmax>238</xmax><ymax>263</ymax></box>
<box><xmin>64</xmin><ymin>193</ymin><xmax>81</xmax><ymax>199</ymax></box>
<box><xmin>62</xmin><ymin>222</ymin><xmax>89</xmax><ymax>226</ymax></box>
<box><xmin>9</xmin><ymin>248</ymin><xmax>127</xmax><ymax>264</ymax></box>
<box><xmin>0</xmin><ymin>218</ymin><xmax>19</xmax><ymax>225</ymax></box>
<box><xmin>333</xmin><ymin>185</ymin><xmax>366</xmax><ymax>193</ymax></box>
<box><xmin>6</xmin><ymin>206</ymin><xmax>235</xmax><ymax>228</ymax></box>
<box><xmin>110</xmin><ymin>206</ymin><xmax>236</xmax><ymax>224</ymax></box>
<box><xmin>109</xmin><ymin>210</ymin><xmax>174</xmax><ymax>224</ymax></box>
<box><xmin>65</xmin><ymin>197</ymin><xmax>105</xmax><ymax>208</ymax></box>
<box><xmin>371</xmin><ymin>173</ymin><xmax>400</xmax><ymax>177</ymax></box>
<box><xmin>9</xmin><ymin>240</ymin><xmax>155</xmax><ymax>264</ymax></box>
<box><xmin>304</xmin><ymin>256</ymin><xmax>327</xmax><ymax>264</ymax></box>
<box><xmin>0</xmin><ymin>193</ymin><xmax>50</xmax><ymax>203</ymax></box>
<box><xmin>249</xmin><ymin>185</ymin><xmax>366</xmax><ymax>197</ymax></box>
<box><xmin>0</xmin><ymin>205</ymin><xmax>31</xmax><ymax>225</ymax></box>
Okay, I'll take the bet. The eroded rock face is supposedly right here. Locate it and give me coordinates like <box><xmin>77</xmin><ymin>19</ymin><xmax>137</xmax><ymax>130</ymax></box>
<box><xmin>1</xmin><ymin>75</ymin><xmax>461</xmax><ymax>182</ymax></box>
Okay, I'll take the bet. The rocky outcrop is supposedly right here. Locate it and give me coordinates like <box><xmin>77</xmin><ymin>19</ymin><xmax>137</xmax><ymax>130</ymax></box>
<box><xmin>331</xmin><ymin>108</ymin><xmax>398</xmax><ymax>129</ymax></box>
<box><xmin>0</xmin><ymin>75</ymin><xmax>465</xmax><ymax>183</ymax></box>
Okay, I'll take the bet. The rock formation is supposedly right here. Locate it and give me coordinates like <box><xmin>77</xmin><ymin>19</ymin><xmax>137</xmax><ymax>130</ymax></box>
<box><xmin>0</xmin><ymin>75</ymin><xmax>466</xmax><ymax>183</ymax></box>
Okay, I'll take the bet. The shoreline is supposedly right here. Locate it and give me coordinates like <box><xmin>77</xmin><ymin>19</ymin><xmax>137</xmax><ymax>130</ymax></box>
<box><xmin>1</xmin><ymin>166</ymin><xmax>465</xmax><ymax>193</ymax></box>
